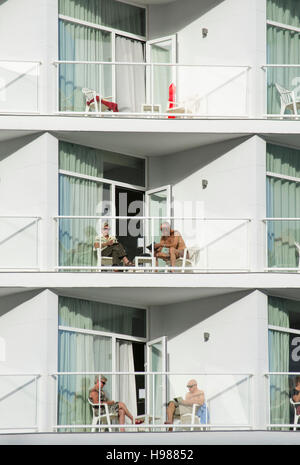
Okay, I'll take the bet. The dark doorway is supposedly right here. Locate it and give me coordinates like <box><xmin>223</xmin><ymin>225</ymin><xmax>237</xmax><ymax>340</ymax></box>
<box><xmin>133</xmin><ymin>342</ymin><xmax>146</xmax><ymax>416</ymax></box>
<box><xmin>115</xmin><ymin>186</ymin><xmax>144</xmax><ymax>261</ymax></box>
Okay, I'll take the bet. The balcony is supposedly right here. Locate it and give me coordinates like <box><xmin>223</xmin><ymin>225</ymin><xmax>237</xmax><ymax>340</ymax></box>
<box><xmin>55</xmin><ymin>61</ymin><xmax>251</xmax><ymax>119</ymax></box>
<box><xmin>55</xmin><ymin>216</ymin><xmax>251</xmax><ymax>273</ymax></box>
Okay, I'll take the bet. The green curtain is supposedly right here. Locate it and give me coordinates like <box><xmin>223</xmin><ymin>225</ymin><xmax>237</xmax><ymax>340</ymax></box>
<box><xmin>267</xmin><ymin>0</ymin><xmax>300</xmax><ymax>114</ymax></box>
<box><xmin>58</xmin><ymin>297</ymin><xmax>113</xmax><ymax>431</ymax></box>
<box><xmin>59</xmin><ymin>19</ymin><xmax>112</xmax><ymax>112</ymax></box>
<box><xmin>59</xmin><ymin>296</ymin><xmax>146</xmax><ymax>338</ymax></box>
<box><xmin>267</xmin><ymin>0</ymin><xmax>300</xmax><ymax>27</ymax></box>
<box><xmin>266</xmin><ymin>143</ymin><xmax>300</xmax><ymax>268</ymax></box>
<box><xmin>268</xmin><ymin>296</ymin><xmax>290</xmax><ymax>429</ymax></box>
<box><xmin>59</xmin><ymin>0</ymin><xmax>146</xmax><ymax>36</ymax></box>
<box><xmin>59</xmin><ymin>142</ymin><xmax>111</xmax><ymax>269</ymax></box>
<box><xmin>151</xmin><ymin>43</ymin><xmax>172</xmax><ymax>113</ymax></box>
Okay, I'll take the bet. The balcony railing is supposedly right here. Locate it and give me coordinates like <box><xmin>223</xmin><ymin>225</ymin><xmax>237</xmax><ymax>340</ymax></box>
<box><xmin>54</xmin><ymin>61</ymin><xmax>251</xmax><ymax>119</ymax></box>
<box><xmin>54</xmin><ymin>216</ymin><xmax>251</xmax><ymax>273</ymax></box>
<box><xmin>265</xmin><ymin>372</ymin><xmax>300</xmax><ymax>430</ymax></box>
<box><xmin>263</xmin><ymin>218</ymin><xmax>300</xmax><ymax>272</ymax></box>
<box><xmin>53</xmin><ymin>371</ymin><xmax>254</xmax><ymax>432</ymax></box>
<box><xmin>0</xmin><ymin>61</ymin><xmax>41</xmax><ymax>114</ymax></box>
<box><xmin>0</xmin><ymin>373</ymin><xmax>40</xmax><ymax>432</ymax></box>
<box><xmin>262</xmin><ymin>65</ymin><xmax>300</xmax><ymax>119</ymax></box>
<box><xmin>0</xmin><ymin>216</ymin><xmax>41</xmax><ymax>271</ymax></box>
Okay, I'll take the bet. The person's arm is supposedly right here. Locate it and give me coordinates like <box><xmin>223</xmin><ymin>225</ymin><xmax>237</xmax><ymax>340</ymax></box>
<box><xmin>89</xmin><ymin>388</ymin><xmax>99</xmax><ymax>405</ymax></box>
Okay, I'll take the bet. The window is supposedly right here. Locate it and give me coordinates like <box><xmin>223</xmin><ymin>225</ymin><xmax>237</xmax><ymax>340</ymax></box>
<box><xmin>267</xmin><ymin>0</ymin><xmax>300</xmax><ymax>114</ymax></box>
<box><xmin>57</xmin><ymin>296</ymin><xmax>146</xmax><ymax>430</ymax></box>
<box><xmin>266</xmin><ymin>143</ymin><xmax>300</xmax><ymax>269</ymax></box>
<box><xmin>58</xmin><ymin>0</ymin><xmax>147</xmax><ymax>113</ymax></box>
<box><xmin>268</xmin><ymin>296</ymin><xmax>300</xmax><ymax>429</ymax></box>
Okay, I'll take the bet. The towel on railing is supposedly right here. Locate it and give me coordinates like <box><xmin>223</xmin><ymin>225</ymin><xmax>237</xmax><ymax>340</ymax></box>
<box><xmin>196</xmin><ymin>403</ymin><xmax>210</xmax><ymax>424</ymax></box>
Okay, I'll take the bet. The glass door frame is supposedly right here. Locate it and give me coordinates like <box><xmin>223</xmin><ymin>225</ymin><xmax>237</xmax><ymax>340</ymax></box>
<box><xmin>146</xmin><ymin>35</ymin><xmax>177</xmax><ymax>109</ymax></box>
<box><xmin>146</xmin><ymin>336</ymin><xmax>168</xmax><ymax>424</ymax></box>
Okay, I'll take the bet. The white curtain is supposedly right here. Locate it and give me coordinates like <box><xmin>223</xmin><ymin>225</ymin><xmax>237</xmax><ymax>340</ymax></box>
<box><xmin>116</xmin><ymin>341</ymin><xmax>137</xmax><ymax>423</ymax></box>
<box><xmin>116</xmin><ymin>36</ymin><xmax>146</xmax><ymax>113</ymax></box>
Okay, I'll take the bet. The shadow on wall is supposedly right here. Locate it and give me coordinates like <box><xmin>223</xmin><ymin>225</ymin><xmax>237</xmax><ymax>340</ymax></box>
<box><xmin>149</xmin><ymin>0</ymin><xmax>226</xmax><ymax>39</ymax></box>
<box><xmin>0</xmin><ymin>133</ymin><xmax>41</xmax><ymax>163</ymax></box>
<box><xmin>149</xmin><ymin>135</ymin><xmax>252</xmax><ymax>188</ymax></box>
<box><xmin>150</xmin><ymin>290</ymin><xmax>252</xmax><ymax>341</ymax></box>
<box><xmin>0</xmin><ymin>290</ymin><xmax>42</xmax><ymax>318</ymax></box>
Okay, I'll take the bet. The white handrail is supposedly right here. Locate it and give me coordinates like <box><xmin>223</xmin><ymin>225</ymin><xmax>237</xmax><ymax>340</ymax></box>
<box><xmin>54</xmin><ymin>60</ymin><xmax>251</xmax><ymax>68</ymax></box>
<box><xmin>55</xmin><ymin>215</ymin><xmax>252</xmax><ymax>221</ymax></box>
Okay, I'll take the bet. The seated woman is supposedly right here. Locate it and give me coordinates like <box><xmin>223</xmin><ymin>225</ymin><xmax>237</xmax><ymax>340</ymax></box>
<box><xmin>94</xmin><ymin>222</ymin><xmax>134</xmax><ymax>268</ymax></box>
<box><xmin>89</xmin><ymin>375</ymin><xmax>142</xmax><ymax>431</ymax></box>
<box><xmin>154</xmin><ymin>222</ymin><xmax>187</xmax><ymax>271</ymax></box>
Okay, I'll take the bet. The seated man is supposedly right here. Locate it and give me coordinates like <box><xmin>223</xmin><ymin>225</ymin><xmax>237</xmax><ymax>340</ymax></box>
<box><xmin>89</xmin><ymin>375</ymin><xmax>141</xmax><ymax>432</ymax></box>
<box><xmin>154</xmin><ymin>222</ymin><xmax>187</xmax><ymax>271</ymax></box>
<box><xmin>165</xmin><ymin>379</ymin><xmax>207</xmax><ymax>429</ymax></box>
<box><xmin>292</xmin><ymin>375</ymin><xmax>300</xmax><ymax>420</ymax></box>
<box><xmin>94</xmin><ymin>222</ymin><xmax>133</xmax><ymax>267</ymax></box>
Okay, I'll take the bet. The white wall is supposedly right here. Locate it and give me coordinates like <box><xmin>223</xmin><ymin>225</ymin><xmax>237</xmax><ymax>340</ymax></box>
<box><xmin>148</xmin><ymin>135</ymin><xmax>266</xmax><ymax>271</ymax></box>
<box><xmin>149</xmin><ymin>0</ymin><xmax>266</xmax><ymax>117</ymax></box>
<box><xmin>149</xmin><ymin>290</ymin><xmax>268</xmax><ymax>429</ymax></box>
<box><xmin>0</xmin><ymin>0</ymin><xmax>58</xmax><ymax>113</ymax></box>
<box><xmin>0</xmin><ymin>290</ymin><xmax>58</xmax><ymax>432</ymax></box>
<box><xmin>0</xmin><ymin>133</ymin><xmax>59</xmax><ymax>270</ymax></box>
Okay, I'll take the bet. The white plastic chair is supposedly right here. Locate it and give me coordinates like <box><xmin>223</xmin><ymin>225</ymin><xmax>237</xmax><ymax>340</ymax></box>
<box><xmin>172</xmin><ymin>403</ymin><xmax>201</xmax><ymax>431</ymax></box>
<box><xmin>88</xmin><ymin>398</ymin><xmax>119</xmax><ymax>432</ymax></box>
<box><xmin>96</xmin><ymin>248</ymin><xmax>113</xmax><ymax>272</ymax></box>
<box><xmin>290</xmin><ymin>398</ymin><xmax>300</xmax><ymax>430</ymax></box>
<box><xmin>275</xmin><ymin>83</ymin><xmax>300</xmax><ymax>117</ymax></box>
<box><xmin>164</xmin><ymin>246</ymin><xmax>201</xmax><ymax>273</ymax></box>
<box><xmin>82</xmin><ymin>88</ymin><xmax>113</xmax><ymax>113</ymax></box>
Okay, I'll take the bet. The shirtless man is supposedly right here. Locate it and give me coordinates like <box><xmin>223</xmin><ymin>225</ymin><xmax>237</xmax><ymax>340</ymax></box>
<box><xmin>154</xmin><ymin>222</ymin><xmax>187</xmax><ymax>270</ymax></box>
<box><xmin>165</xmin><ymin>379</ymin><xmax>205</xmax><ymax>426</ymax></box>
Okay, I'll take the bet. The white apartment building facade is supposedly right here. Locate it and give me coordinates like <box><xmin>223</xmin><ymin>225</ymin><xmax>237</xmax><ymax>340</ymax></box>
<box><xmin>0</xmin><ymin>0</ymin><xmax>300</xmax><ymax>437</ymax></box>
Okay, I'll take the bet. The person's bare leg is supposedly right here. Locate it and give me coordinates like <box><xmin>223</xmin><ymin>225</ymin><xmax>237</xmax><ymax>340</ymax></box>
<box><xmin>118</xmin><ymin>408</ymin><xmax>126</xmax><ymax>432</ymax></box>
<box><xmin>165</xmin><ymin>401</ymin><xmax>175</xmax><ymax>431</ymax></box>
<box><xmin>119</xmin><ymin>401</ymin><xmax>134</xmax><ymax>423</ymax></box>
<box><xmin>166</xmin><ymin>401</ymin><xmax>176</xmax><ymax>423</ymax></box>
<box><xmin>169</xmin><ymin>247</ymin><xmax>177</xmax><ymax>272</ymax></box>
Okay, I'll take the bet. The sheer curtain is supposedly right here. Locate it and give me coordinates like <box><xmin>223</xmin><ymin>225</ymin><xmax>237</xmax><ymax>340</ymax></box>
<box><xmin>116</xmin><ymin>341</ymin><xmax>137</xmax><ymax>424</ymax></box>
<box><xmin>59</xmin><ymin>19</ymin><xmax>112</xmax><ymax>112</ymax></box>
<box><xmin>59</xmin><ymin>0</ymin><xmax>146</xmax><ymax>36</ymax></box>
<box><xmin>266</xmin><ymin>143</ymin><xmax>300</xmax><ymax>268</ymax></box>
<box><xmin>58</xmin><ymin>297</ymin><xmax>113</xmax><ymax>430</ymax></box>
<box><xmin>268</xmin><ymin>297</ymin><xmax>290</xmax><ymax>428</ymax></box>
<box><xmin>267</xmin><ymin>0</ymin><xmax>300</xmax><ymax>114</ymax></box>
<box><xmin>116</xmin><ymin>36</ymin><xmax>146</xmax><ymax>113</ymax></box>
<box><xmin>59</xmin><ymin>142</ymin><xmax>111</xmax><ymax>269</ymax></box>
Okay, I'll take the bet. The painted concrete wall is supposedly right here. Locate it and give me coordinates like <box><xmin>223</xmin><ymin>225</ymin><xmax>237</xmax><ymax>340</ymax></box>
<box><xmin>148</xmin><ymin>0</ymin><xmax>266</xmax><ymax>117</ymax></box>
<box><xmin>0</xmin><ymin>290</ymin><xmax>58</xmax><ymax>432</ymax></box>
<box><xmin>148</xmin><ymin>135</ymin><xmax>266</xmax><ymax>271</ymax></box>
<box><xmin>0</xmin><ymin>0</ymin><xmax>58</xmax><ymax>113</ymax></box>
<box><xmin>0</xmin><ymin>133</ymin><xmax>59</xmax><ymax>270</ymax></box>
<box><xmin>149</xmin><ymin>290</ymin><xmax>269</xmax><ymax>429</ymax></box>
